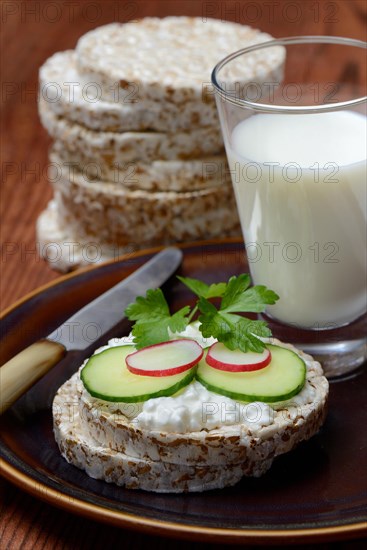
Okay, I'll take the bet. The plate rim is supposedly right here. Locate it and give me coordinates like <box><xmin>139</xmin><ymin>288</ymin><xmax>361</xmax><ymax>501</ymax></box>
<box><xmin>1</xmin><ymin>459</ymin><xmax>366</xmax><ymax>543</ymax></box>
<box><xmin>1</xmin><ymin>240</ymin><xmax>367</xmax><ymax>543</ymax></box>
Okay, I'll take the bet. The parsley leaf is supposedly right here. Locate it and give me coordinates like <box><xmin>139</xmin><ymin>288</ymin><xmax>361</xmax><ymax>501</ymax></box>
<box><xmin>177</xmin><ymin>275</ymin><xmax>227</xmax><ymax>299</ymax></box>
<box><xmin>221</xmin><ymin>275</ymin><xmax>279</xmax><ymax>313</ymax></box>
<box><xmin>124</xmin><ymin>289</ymin><xmax>190</xmax><ymax>349</ymax></box>
<box><xmin>221</xmin><ymin>317</ymin><xmax>272</xmax><ymax>353</ymax></box>
<box><xmin>125</xmin><ymin>288</ymin><xmax>169</xmax><ymax>321</ymax></box>
<box><xmin>197</xmin><ymin>297</ymin><xmax>232</xmax><ymax>339</ymax></box>
<box><xmin>220</xmin><ymin>274</ymin><xmax>251</xmax><ymax>310</ymax></box>
<box><xmin>125</xmin><ymin>273</ymin><xmax>278</xmax><ymax>353</ymax></box>
<box><xmin>197</xmin><ymin>275</ymin><xmax>278</xmax><ymax>353</ymax></box>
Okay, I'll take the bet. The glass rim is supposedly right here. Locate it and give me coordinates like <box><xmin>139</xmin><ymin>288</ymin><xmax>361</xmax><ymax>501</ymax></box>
<box><xmin>211</xmin><ymin>35</ymin><xmax>367</xmax><ymax>114</ymax></box>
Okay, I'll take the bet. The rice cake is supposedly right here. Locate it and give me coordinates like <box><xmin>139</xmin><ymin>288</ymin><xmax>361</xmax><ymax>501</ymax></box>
<box><xmin>76</xmin><ymin>18</ymin><xmax>285</xmax><ymax>109</ymax></box>
<box><xmin>39</xmin><ymin>50</ymin><xmax>220</xmax><ymax>132</ymax></box>
<box><xmin>36</xmin><ymin>197</ymin><xmax>240</xmax><ymax>272</ymax></box>
<box><xmin>53</xmin><ymin>373</ymin><xmax>275</xmax><ymax>492</ymax></box>
<box><xmin>50</xmin><ymin>140</ymin><xmax>229</xmax><ymax>192</ymax></box>
<box><xmin>39</xmin><ymin>98</ymin><xmax>224</xmax><ymax>163</ymax></box>
<box><xmin>77</xmin><ymin>341</ymin><xmax>328</xmax><ymax>466</ymax></box>
<box><xmin>49</xmin><ymin>154</ymin><xmax>240</xmax><ymax>246</ymax></box>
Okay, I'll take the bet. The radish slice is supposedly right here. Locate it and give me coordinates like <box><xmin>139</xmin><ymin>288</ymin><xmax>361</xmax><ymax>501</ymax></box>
<box><xmin>206</xmin><ymin>342</ymin><xmax>271</xmax><ymax>372</ymax></box>
<box><xmin>126</xmin><ymin>339</ymin><xmax>204</xmax><ymax>377</ymax></box>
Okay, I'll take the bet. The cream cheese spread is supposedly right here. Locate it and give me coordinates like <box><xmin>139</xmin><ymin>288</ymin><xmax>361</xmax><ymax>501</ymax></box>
<box><xmin>80</xmin><ymin>323</ymin><xmax>321</xmax><ymax>433</ymax></box>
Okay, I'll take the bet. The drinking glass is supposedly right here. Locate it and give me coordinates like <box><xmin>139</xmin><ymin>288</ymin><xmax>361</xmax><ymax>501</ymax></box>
<box><xmin>212</xmin><ymin>36</ymin><xmax>366</xmax><ymax>377</ymax></box>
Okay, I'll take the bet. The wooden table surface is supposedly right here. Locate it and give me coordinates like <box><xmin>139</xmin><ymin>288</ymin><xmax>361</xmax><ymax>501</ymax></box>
<box><xmin>1</xmin><ymin>1</ymin><xmax>366</xmax><ymax>548</ymax></box>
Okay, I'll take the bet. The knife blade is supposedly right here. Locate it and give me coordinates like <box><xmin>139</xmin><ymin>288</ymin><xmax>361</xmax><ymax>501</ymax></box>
<box><xmin>0</xmin><ymin>247</ymin><xmax>183</xmax><ymax>414</ymax></box>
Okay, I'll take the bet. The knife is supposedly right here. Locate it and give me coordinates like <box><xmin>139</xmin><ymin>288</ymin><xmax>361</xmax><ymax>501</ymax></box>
<box><xmin>0</xmin><ymin>247</ymin><xmax>183</xmax><ymax>414</ymax></box>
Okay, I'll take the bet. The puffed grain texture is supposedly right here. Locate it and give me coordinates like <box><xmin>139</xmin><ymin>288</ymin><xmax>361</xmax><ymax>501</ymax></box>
<box><xmin>48</xmin><ymin>149</ymin><xmax>240</xmax><ymax>246</ymax></box>
<box><xmin>39</xmin><ymin>51</ymin><xmax>220</xmax><ymax>132</ymax></box>
<box><xmin>36</xmin><ymin>199</ymin><xmax>240</xmax><ymax>272</ymax></box>
<box><xmin>50</xmin><ymin>140</ymin><xmax>229</xmax><ymax>192</ymax></box>
<box><xmin>53</xmin><ymin>374</ymin><xmax>273</xmax><ymax>493</ymax></box>
<box><xmin>76</xmin><ymin>18</ymin><xmax>285</xmax><ymax>107</ymax></box>
<box><xmin>39</xmin><ymin>98</ymin><xmax>224</xmax><ymax>163</ymax></box>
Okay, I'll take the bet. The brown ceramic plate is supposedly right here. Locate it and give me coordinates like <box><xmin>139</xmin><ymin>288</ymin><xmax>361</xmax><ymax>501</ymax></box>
<box><xmin>1</xmin><ymin>239</ymin><xmax>366</xmax><ymax>544</ymax></box>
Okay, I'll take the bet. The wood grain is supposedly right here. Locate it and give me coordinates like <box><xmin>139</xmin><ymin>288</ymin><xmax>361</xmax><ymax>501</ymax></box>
<box><xmin>1</xmin><ymin>0</ymin><xmax>366</xmax><ymax>547</ymax></box>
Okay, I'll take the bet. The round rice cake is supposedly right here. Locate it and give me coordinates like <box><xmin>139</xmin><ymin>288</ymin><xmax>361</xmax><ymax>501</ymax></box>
<box><xmin>76</xmin><ymin>17</ymin><xmax>285</xmax><ymax>108</ymax></box>
<box><xmin>53</xmin><ymin>373</ymin><xmax>273</xmax><ymax>492</ymax></box>
<box><xmin>39</xmin><ymin>98</ymin><xmax>224</xmax><ymax>163</ymax></box>
<box><xmin>50</xmin><ymin>139</ymin><xmax>229</xmax><ymax>192</ymax></box>
<box><xmin>50</xmin><ymin>171</ymin><xmax>241</xmax><ymax>246</ymax></box>
<box><xmin>36</xmin><ymin>197</ymin><xmax>240</xmax><ymax>273</ymax></box>
<box><xmin>39</xmin><ymin>50</ymin><xmax>220</xmax><ymax>132</ymax></box>
<box><xmin>48</xmin><ymin>147</ymin><xmax>240</xmax><ymax>247</ymax></box>
<box><xmin>76</xmin><ymin>340</ymin><xmax>329</xmax><ymax>466</ymax></box>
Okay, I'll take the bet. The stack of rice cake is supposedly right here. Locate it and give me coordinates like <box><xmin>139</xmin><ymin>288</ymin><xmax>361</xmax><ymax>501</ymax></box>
<box><xmin>37</xmin><ymin>17</ymin><xmax>284</xmax><ymax>271</ymax></box>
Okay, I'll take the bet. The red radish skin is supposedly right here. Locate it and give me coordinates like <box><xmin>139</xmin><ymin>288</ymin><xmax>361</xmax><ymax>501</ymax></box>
<box><xmin>126</xmin><ymin>339</ymin><xmax>204</xmax><ymax>377</ymax></box>
<box><xmin>206</xmin><ymin>343</ymin><xmax>272</xmax><ymax>372</ymax></box>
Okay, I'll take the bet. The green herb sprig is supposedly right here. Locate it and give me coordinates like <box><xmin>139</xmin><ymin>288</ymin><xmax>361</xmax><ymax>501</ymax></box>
<box><xmin>125</xmin><ymin>274</ymin><xmax>279</xmax><ymax>352</ymax></box>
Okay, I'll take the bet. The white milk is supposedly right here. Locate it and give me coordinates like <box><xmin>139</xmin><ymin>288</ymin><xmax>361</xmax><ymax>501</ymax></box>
<box><xmin>228</xmin><ymin>111</ymin><xmax>367</xmax><ymax>328</ymax></box>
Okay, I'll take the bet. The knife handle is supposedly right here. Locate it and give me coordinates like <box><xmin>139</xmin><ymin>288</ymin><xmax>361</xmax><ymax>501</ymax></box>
<box><xmin>0</xmin><ymin>339</ymin><xmax>66</xmax><ymax>414</ymax></box>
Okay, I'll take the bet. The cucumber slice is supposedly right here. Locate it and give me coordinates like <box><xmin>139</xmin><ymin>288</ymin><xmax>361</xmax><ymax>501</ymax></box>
<box><xmin>196</xmin><ymin>344</ymin><xmax>306</xmax><ymax>403</ymax></box>
<box><xmin>81</xmin><ymin>345</ymin><xmax>196</xmax><ymax>402</ymax></box>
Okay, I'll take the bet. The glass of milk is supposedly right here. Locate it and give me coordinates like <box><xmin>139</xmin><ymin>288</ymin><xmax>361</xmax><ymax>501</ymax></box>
<box><xmin>212</xmin><ymin>36</ymin><xmax>366</xmax><ymax>377</ymax></box>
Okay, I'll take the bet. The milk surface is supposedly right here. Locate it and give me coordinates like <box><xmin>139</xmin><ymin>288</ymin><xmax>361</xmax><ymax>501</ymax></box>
<box><xmin>228</xmin><ymin>111</ymin><xmax>367</xmax><ymax>327</ymax></box>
